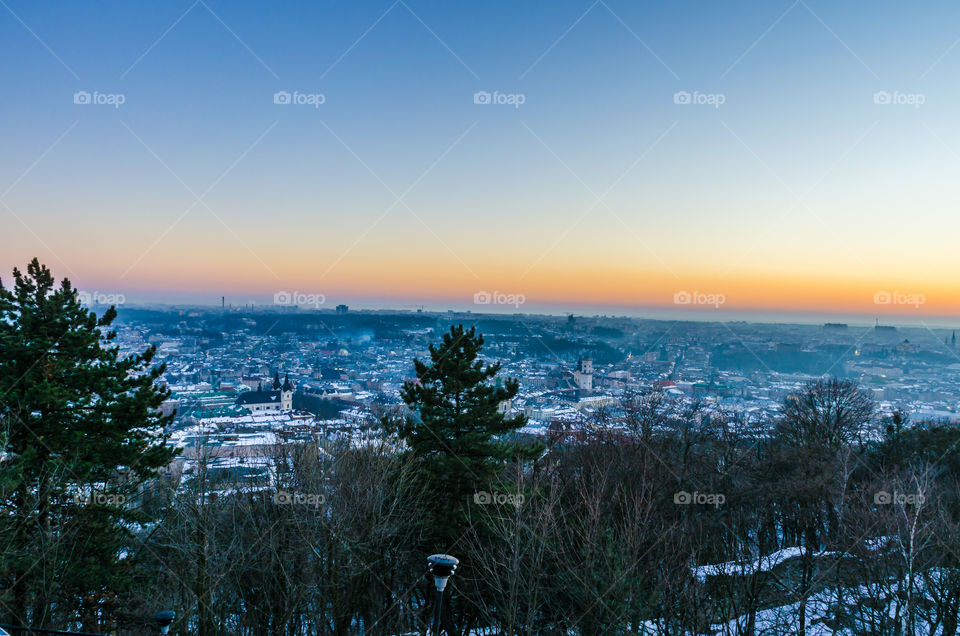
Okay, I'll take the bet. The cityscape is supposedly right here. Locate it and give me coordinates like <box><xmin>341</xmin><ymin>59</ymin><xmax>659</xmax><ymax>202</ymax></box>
<box><xmin>5</xmin><ymin>0</ymin><xmax>960</xmax><ymax>634</ymax></box>
<box><xmin>117</xmin><ymin>303</ymin><xmax>960</xmax><ymax>493</ymax></box>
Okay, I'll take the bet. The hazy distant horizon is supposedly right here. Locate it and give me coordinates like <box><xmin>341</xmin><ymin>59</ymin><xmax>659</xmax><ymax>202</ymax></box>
<box><xmin>98</xmin><ymin>291</ymin><xmax>960</xmax><ymax>330</ymax></box>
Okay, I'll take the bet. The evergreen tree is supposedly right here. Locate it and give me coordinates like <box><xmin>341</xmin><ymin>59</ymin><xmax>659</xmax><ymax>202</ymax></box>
<box><xmin>391</xmin><ymin>325</ymin><xmax>534</xmax><ymax>543</ymax></box>
<box><xmin>0</xmin><ymin>259</ymin><xmax>177</xmax><ymax>629</ymax></box>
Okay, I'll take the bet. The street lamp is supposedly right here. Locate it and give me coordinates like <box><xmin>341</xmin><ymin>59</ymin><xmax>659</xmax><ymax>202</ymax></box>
<box><xmin>426</xmin><ymin>554</ymin><xmax>458</xmax><ymax>636</ymax></box>
<box><xmin>154</xmin><ymin>610</ymin><xmax>175</xmax><ymax>635</ymax></box>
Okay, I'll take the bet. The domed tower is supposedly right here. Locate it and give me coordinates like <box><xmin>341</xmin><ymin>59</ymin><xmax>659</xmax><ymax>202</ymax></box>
<box><xmin>281</xmin><ymin>374</ymin><xmax>293</xmax><ymax>410</ymax></box>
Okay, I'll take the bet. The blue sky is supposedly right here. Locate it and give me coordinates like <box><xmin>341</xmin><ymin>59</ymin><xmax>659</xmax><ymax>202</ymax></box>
<box><xmin>3</xmin><ymin>0</ymin><xmax>960</xmax><ymax>318</ymax></box>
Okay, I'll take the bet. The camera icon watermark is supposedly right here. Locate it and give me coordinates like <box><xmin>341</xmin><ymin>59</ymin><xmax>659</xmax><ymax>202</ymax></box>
<box><xmin>874</xmin><ymin>490</ymin><xmax>924</xmax><ymax>505</ymax></box>
<box><xmin>473</xmin><ymin>490</ymin><xmax>525</xmax><ymax>507</ymax></box>
<box><xmin>473</xmin><ymin>90</ymin><xmax>525</xmax><ymax>109</ymax></box>
<box><xmin>474</xmin><ymin>290</ymin><xmax>525</xmax><ymax>308</ymax></box>
<box><xmin>873</xmin><ymin>90</ymin><xmax>924</xmax><ymax>108</ymax></box>
<box><xmin>673</xmin><ymin>90</ymin><xmax>725</xmax><ymax>109</ymax></box>
<box><xmin>274</xmin><ymin>290</ymin><xmax>325</xmax><ymax>308</ymax></box>
<box><xmin>873</xmin><ymin>290</ymin><xmax>924</xmax><ymax>308</ymax></box>
<box><xmin>673</xmin><ymin>290</ymin><xmax>725</xmax><ymax>308</ymax></box>
<box><xmin>673</xmin><ymin>490</ymin><xmax>725</xmax><ymax>508</ymax></box>
<box><xmin>73</xmin><ymin>90</ymin><xmax>125</xmax><ymax>109</ymax></box>
<box><xmin>274</xmin><ymin>90</ymin><xmax>325</xmax><ymax>108</ymax></box>
<box><xmin>273</xmin><ymin>490</ymin><xmax>325</xmax><ymax>506</ymax></box>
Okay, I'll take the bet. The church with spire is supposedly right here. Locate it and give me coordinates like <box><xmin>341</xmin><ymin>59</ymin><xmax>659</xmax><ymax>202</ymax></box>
<box><xmin>236</xmin><ymin>371</ymin><xmax>294</xmax><ymax>412</ymax></box>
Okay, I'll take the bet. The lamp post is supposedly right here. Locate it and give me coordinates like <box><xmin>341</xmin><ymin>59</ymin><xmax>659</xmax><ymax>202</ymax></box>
<box><xmin>154</xmin><ymin>611</ymin><xmax>175</xmax><ymax>635</ymax></box>
<box><xmin>426</xmin><ymin>554</ymin><xmax>458</xmax><ymax>636</ymax></box>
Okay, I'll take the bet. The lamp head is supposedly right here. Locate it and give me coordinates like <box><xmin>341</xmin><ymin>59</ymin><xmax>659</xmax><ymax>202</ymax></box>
<box><xmin>155</xmin><ymin>610</ymin><xmax>175</xmax><ymax>634</ymax></box>
<box><xmin>427</xmin><ymin>554</ymin><xmax>459</xmax><ymax>591</ymax></box>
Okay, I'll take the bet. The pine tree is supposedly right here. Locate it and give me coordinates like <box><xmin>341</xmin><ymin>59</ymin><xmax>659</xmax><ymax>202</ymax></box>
<box><xmin>391</xmin><ymin>325</ymin><xmax>535</xmax><ymax>543</ymax></box>
<box><xmin>0</xmin><ymin>259</ymin><xmax>177</xmax><ymax>628</ymax></box>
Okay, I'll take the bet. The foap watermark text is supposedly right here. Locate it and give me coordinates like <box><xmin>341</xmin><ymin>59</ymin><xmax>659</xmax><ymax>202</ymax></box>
<box><xmin>76</xmin><ymin>290</ymin><xmax>126</xmax><ymax>306</ymax></box>
<box><xmin>874</xmin><ymin>290</ymin><xmax>924</xmax><ymax>308</ymax></box>
<box><xmin>474</xmin><ymin>90</ymin><xmax>525</xmax><ymax>108</ymax></box>
<box><xmin>274</xmin><ymin>290</ymin><xmax>325</xmax><ymax>308</ymax></box>
<box><xmin>74</xmin><ymin>90</ymin><xmax>125</xmax><ymax>108</ymax></box>
<box><xmin>474</xmin><ymin>291</ymin><xmax>525</xmax><ymax>308</ymax></box>
<box><xmin>674</xmin><ymin>490</ymin><xmax>725</xmax><ymax>508</ymax></box>
<box><xmin>274</xmin><ymin>90</ymin><xmax>325</xmax><ymax>108</ymax></box>
<box><xmin>74</xmin><ymin>492</ymin><xmax>126</xmax><ymax>506</ymax></box>
<box><xmin>273</xmin><ymin>490</ymin><xmax>325</xmax><ymax>506</ymax></box>
<box><xmin>674</xmin><ymin>290</ymin><xmax>725</xmax><ymax>308</ymax></box>
<box><xmin>473</xmin><ymin>490</ymin><xmax>525</xmax><ymax>507</ymax></box>
<box><xmin>873</xmin><ymin>91</ymin><xmax>924</xmax><ymax>108</ymax></box>
<box><xmin>674</xmin><ymin>90</ymin><xmax>725</xmax><ymax>109</ymax></box>
<box><xmin>874</xmin><ymin>490</ymin><xmax>925</xmax><ymax>505</ymax></box>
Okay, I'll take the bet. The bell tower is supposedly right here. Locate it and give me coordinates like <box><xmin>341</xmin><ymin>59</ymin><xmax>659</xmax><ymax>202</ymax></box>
<box><xmin>281</xmin><ymin>374</ymin><xmax>293</xmax><ymax>410</ymax></box>
<box><xmin>574</xmin><ymin>357</ymin><xmax>593</xmax><ymax>391</ymax></box>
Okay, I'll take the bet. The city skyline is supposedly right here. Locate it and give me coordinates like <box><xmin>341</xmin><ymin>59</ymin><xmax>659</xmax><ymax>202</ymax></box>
<box><xmin>4</xmin><ymin>0</ymin><xmax>960</xmax><ymax>319</ymax></box>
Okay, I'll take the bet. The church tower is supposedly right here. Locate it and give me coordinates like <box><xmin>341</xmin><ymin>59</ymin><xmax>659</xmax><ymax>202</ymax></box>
<box><xmin>574</xmin><ymin>356</ymin><xmax>593</xmax><ymax>391</ymax></box>
<box><xmin>281</xmin><ymin>374</ymin><xmax>293</xmax><ymax>410</ymax></box>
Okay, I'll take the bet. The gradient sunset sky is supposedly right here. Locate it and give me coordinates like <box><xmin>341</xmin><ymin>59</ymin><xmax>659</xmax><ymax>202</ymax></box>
<box><xmin>2</xmin><ymin>0</ymin><xmax>960</xmax><ymax>319</ymax></box>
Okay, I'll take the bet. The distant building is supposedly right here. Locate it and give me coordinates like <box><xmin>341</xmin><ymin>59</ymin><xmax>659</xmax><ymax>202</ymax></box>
<box><xmin>573</xmin><ymin>357</ymin><xmax>593</xmax><ymax>391</ymax></box>
<box><xmin>896</xmin><ymin>339</ymin><xmax>918</xmax><ymax>354</ymax></box>
<box><xmin>236</xmin><ymin>372</ymin><xmax>293</xmax><ymax>412</ymax></box>
<box><xmin>336</xmin><ymin>304</ymin><xmax>349</xmax><ymax>315</ymax></box>
<box><xmin>874</xmin><ymin>318</ymin><xmax>897</xmax><ymax>333</ymax></box>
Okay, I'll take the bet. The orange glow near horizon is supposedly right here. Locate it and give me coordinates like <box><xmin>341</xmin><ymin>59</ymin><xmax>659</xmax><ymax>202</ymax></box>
<box><xmin>25</xmin><ymin>246</ymin><xmax>956</xmax><ymax>318</ymax></box>
<box><xmin>6</xmin><ymin>176</ymin><xmax>960</xmax><ymax>319</ymax></box>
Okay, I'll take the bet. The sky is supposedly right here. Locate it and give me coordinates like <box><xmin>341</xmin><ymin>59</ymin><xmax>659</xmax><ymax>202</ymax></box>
<box><xmin>2</xmin><ymin>0</ymin><xmax>960</xmax><ymax>321</ymax></box>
